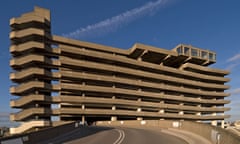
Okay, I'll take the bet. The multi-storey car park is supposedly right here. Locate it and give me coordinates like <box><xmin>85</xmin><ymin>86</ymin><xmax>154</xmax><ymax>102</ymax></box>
<box><xmin>9</xmin><ymin>7</ymin><xmax>230</xmax><ymax>134</ymax></box>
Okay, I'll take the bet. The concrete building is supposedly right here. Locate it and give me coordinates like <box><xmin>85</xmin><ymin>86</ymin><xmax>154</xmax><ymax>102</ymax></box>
<box><xmin>9</xmin><ymin>7</ymin><xmax>230</xmax><ymax>134</ymax></box>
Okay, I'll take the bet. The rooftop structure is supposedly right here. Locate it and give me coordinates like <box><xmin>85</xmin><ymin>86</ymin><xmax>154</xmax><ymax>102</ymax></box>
<box><xmin>9</xmin><ymin>7</ymin><xmax>230</xmax><ymax>134</ymax></box>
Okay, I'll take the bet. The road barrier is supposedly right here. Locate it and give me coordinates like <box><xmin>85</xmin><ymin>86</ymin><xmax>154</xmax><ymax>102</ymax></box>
<box><xmin>97</xmin><ymin>120</ymin><xmax>240</xmax><ymax>144</ymax></box>
<box><xmin>1</xmin><ymin>120</ymin><xmax>239</xmax><ymax>144</ymax></box>
<box><xmin>0</xmin><ymin>121</ymin><xmax>75</xmax><ymax>144</ymax></box>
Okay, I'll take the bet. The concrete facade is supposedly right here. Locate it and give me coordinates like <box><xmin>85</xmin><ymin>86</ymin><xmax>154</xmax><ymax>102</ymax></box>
<box><xmin>9</xmin><ymin>7</ymin><xmax>230</xmax><ymax>134</ymax></box>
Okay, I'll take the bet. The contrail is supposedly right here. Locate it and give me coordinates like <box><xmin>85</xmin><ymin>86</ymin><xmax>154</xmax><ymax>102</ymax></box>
<box><xmin>227</xmin><ymin>53</ymin><xmax>240</xmax><ymax>62</ymax></box>
<box><xmin>225</xmin><ymin>53</ymin><xmax>240</xmax><ymax>70</ymax></box>
<box><xmin>63</xmin><ymin>0</ymin><xmax>167</xmax><ymax>39</ymax></box>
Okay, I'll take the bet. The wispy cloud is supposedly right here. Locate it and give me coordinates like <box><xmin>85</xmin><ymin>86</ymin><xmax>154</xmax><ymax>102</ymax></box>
<box><xmin>0</xmin><ymin>112</ymin><xmax>9</xmax><ymax>117</ymax></box>
<box><xmin>226</xmin><ymin>53</ymin><xmax>240</xmax><ymax>70</ymax></box>
<box><xmin>227</xmin><ymin>53</ymin><xmax>240</xmax><ymax>62</ymax></box>
<box><xmin>226</xmin><ymin>63</ymin><xmax>239</xmax><ymax>71</ymax></box>
<box><xmin>230</xmin><ymin>88</ymin><xmax>240</xmax><ymax>95</ymax></box>
<box><xmin>63</xmin><ymin>0</ymin><xmax>167</xmax><ymax>39</ymax></box>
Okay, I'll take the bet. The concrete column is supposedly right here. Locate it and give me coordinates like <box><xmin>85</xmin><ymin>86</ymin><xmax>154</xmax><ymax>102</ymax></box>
<box><xmin>159</xmin><ymin>100</ymin><xmax>165</xmax><ymax>114</ymax></box>
<box><xmin>221</xmin><ymin>120</ymin><xmax>225</xmax><ymax>128</ymax></box>
<box><xmin>196</xmin><ymin>104</ymin><xmax>201</xmax><ymax>116</ymax></box>
<box><xmin>82</xmin><ymin>104</ymin><xmax>85</xmax><ymax>110</ymax></box>
<box><xmin>136</xmin><ymin>96</ymin><xmax>142</xmax><ymax>121</ymax></box>
<box><xmin>137</xmin><ymin>117</ymin><xmax>143</xmax><ymax>121</ymax></box>
<box><xmin>82</xmin><ymin>115</ymin><xmax>85</xmax><ymax>123</ymax></box>
<box><xmin>159</xmin><ymin>109</ymin><xmax>165</xmax><ymax>114</ymax></box>
<box><xmin>138</xmin><ymin>87</ymin><xmax>142</xmax><ymax>92</ymax></box>
<box><xmin>111</xmin><ymin>116</ymin><xmax>117</xmax><ymax>121</ymax></box>
<box><xmin>211</xmin><ymin>104</ymin><xmax>217</xmax><ymax>126</ymax></box>
<box><xmin>196</xmin><ymin>112</ymin><xmax>201</xmax><ymax>116</ymax></box>
<box><xmin>179</xmin><ymin>111</ymin><xmax>184</xmax><ymax>115</ymax></box>
<box><xmin>137</xmin><ymin>98</ymin><xmax>141</xmax><ymax>114</ymax></box>
<box><xmin>112</xmin><ymin>95</ymin><xmax>116</xmax><ymax>120</ymax></box>
<box><xmin>137</xmin><ymin>98</ymin><xmax>141</xmax><ymax>102</ymax></box>
<box><xmin>35</xmin><ymin>128</ymin><xmax>39</xmax><ymax>131</ymax></box>
<box><xmin>158</xmin><ymin>95</ymin><xmax>165</xmax><ymax>120</ymax></box>
<box><xmin>137</xmin><ymin>108</ymin><xmax>141</xmax><ymax>112</ymax></box>
<box><xmin>137</xmin><ymin>57</ymin><xmax>142</xmax><ymax>61</ymax></box>
<box><xmin>82</xmin><ymin>81</ymin><xmax>85</xmax><ymax>86</ymax></box>
<box><xmin>211</xmin><ymin>112</ymin><xmax>217</xmax><ymax>126</ymax></box>
<box><xmin>211</xmin><ymin>120</ymin><xmax>217</xmax><ymax>126</ymax></box>
<box><xmin>179</xmin><ymin>103</ymin><xmax>184</xmax><ymax>115</ymax></box>
<box><xmin>111</xmin><ymin>91</ymin><xmax>117</xmax><ymax>120</ymax></box>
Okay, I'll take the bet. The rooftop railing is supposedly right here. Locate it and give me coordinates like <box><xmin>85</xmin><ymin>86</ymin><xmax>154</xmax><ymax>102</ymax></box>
<box><xmin>175</xmin><ymin>44</ymin><xmax>216</xmax><ymax>62</ymax></box>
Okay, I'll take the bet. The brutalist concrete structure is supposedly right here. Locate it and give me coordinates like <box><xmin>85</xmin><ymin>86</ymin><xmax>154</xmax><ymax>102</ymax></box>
<box><xmin>9</xmin><ymin>7</ymin><xmax>230</xmax><ymax>134</ymax></box>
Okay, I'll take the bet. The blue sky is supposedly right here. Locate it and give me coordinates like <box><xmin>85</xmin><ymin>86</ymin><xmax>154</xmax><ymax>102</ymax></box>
<box><xmin>0</xmin><ymin>0</ymin><xmax>240</xmax><ymax>126</ymax></box>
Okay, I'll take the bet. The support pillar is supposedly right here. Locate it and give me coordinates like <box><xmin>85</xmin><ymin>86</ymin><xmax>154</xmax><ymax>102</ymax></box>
<box><xmin>211</xmin><ymin>112</ymin><xmax>217</xmax><ymax>126</ymax></box>
<box><xmin>159</xmin><ymin>100</ymin><xmax>165</xmax><ymax>114</ymax></box>
<box><xmin>221</xmin><ymin>120</ymin><xmax>225</xmax><ymax>128</ymax></box>
<box><xmin>82</xmin><ymin>115</ymin><xmax>85</xmax><ymax>124</ymax></box>
<box><xmin>137</xmin><ymin>107</ymin><xmax>142</xmax><ymax>120</ymax></box>
<box><xmin>82</xmin><ymin>81</ymin><xmax>85</xmax><ymax>86</ymax></box>
<box><xmin>137</xmin><ymin>117</ymin><xmax>143</xmax><ymax>121</ymax></box>
<box><xmin>179</xmin><ymin>111</ymin><xmax>184</xmax><ymax>115</ymax></box>
<box><xmin>137</xmin><ymin>108</ymin><xmax>141</xmax><ymax>112</ymax></box>
<box><xmin>196</xmin><ymin>112</ymin><xmax>201</xmax><ymax>122</ymax></box>
<box><xmin>159</xmin><ymin>109</ymin><xmax>164</xmax><ymax>114</ymax></box>
<box><xmin>82</xmin><ymin>104</ymin><xmax>85</xmax><ymax>110</ymax></box>
<box><xmin>179</xmin><ymin>103</ymin><xmax>184</xmax><ymax>115</ymax></box>
<box><xmin>111</xmin><ymin>95</ymin><xmax>117</xmax><ymax>121</ymax></box>
<box><xmin>136</xmin><ymin>96</ymin><xmax>142</xmax><ymax>120</ymax></box>
<box><xmin>111</xmin><ymin>116</ymin><xmax>117</xmax><ymax>121</ymax></box>
<box><xmin>211</xmin><ymin>120</ymin><xmax>217</xmax><ymax>126</ymax></box>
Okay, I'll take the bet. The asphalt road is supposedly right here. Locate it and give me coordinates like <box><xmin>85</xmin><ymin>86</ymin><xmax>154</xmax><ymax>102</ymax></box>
<box><xmin>43</xmin><ymin>126</ymin><xmax>188</xmax><ymax>144</ymax></box>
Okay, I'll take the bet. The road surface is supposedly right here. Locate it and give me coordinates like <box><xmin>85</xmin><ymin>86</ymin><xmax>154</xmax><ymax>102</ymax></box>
<box><xmin>41</xmin><ymin>126</ymin><xmax>188</xmax><ymax>144</ymax></box>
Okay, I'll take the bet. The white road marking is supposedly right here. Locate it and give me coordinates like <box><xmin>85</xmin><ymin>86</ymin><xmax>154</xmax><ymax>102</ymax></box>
<box><xmin>113</xmin><ymin>129</ymin><xmax>125</xmax><ymax>144</ymax></box>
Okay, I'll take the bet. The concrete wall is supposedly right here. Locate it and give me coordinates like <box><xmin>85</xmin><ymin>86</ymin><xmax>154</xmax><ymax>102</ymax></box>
<box><xmin>181</xmin><ymin>121</ymin><xmax>240</xmax><ymax>144</ymax></box>
<box><xmin>97</xmin><ymin>120</ymin><xmax>240</xmax><ymax>144</ymax></box>
<box><xmin>1</xmin><ymin>120</ymin><xmax>239</xmax><ymax>144</ymax></box>
<box><xmin>0</xmin><ymin>122</ymin><xmax>75</xmax><ymax>144</ymax></box>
